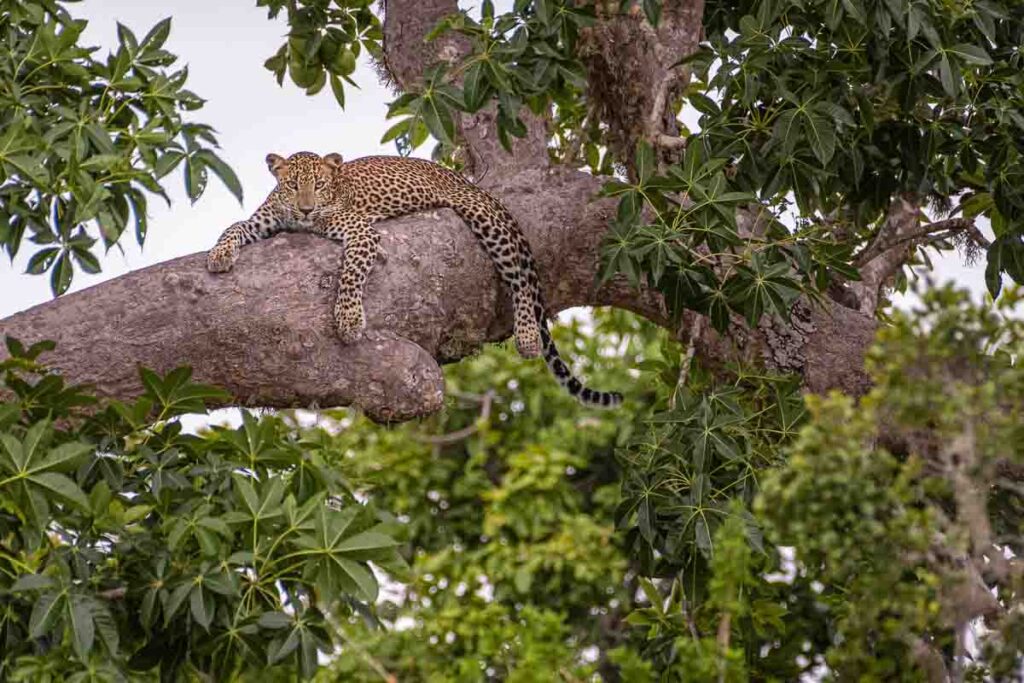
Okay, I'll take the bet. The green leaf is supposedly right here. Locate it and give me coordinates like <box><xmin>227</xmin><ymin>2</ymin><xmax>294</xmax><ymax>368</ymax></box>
<box><xmin>140</xmin><ymin>17</ymin><xmax>172</xmax><ymax>51</ymax></box>
<box><xmin>41</xmin><ymin>442</ymin><xmax>92</xmax><ymax>472</ymax></box>
<box><xmin>803</xmin><ymin>113</ymin><xmax>836</xmax><ymax>165</ymax></box>
<box><xmin>164</xmin><ymin>583</ymin><xmax>192</xmax><ymax>625</ymax></box>
<box><xmin>196</xmin><ymin>150</ymin><xmax>243</xmax><ymax>204</ymax></box>
<box><xmin>420</xmin><ymin>95</ymin><xmax>456</xmax><ymax>146</ymax></box>
<box><xmin>337</xmin><ymin>557</ymin><xmax>378</xmax><ymax>602</ymax></box>
<box><xmin>258</xmin><ymin>612</ymin><xmax>293</xmax><ymax>630</ymax></box>
<box><xmin>270</xmin><ymin>627</ymin><xmax>301</xmax><ymax>664</ymax></box>
<box><xmin>938</xmin><ymin>54</ymin><xmax>957</xmax><ymax>96</ymax></box>
<box><xmin>947</xmin><ymin>44</ymin><xmax>992</xmax><ymax>66</ymax></box>
<box><xmin>189</xmin><ymin>584</ymin><xmax>214</xmax><ymax>629</ymax></box>
<box><xmin>635</xmin><ymin>140</ymin><xmax>655</xmax><ymax>184</ymax></box>
<box><xmin>154</xmin><ymin>150</ymin><xmax>185</xmax><ymax>178</ymax></box>
<box><xmin>329</xmin><ymin>74</ymin><xmax>346</xmax><ymax>109</ymax></box>
<box><xmin>335</xmin><ymin>530</ymin><xmax>400</xmax><ymax>554</ymax></box>
<box><xmin>695</xmin><ymin>516</ymin><xmax>712</xmax><ymax>557</ymax></box>
<box><xmin>72</xmin><ymin>246</ymin><xmax>101</xmax><ymax>275</ymax></box>
<box><xmin>26</xmin><ymin>248</ymin><xmax>59</xmax><ymax>275</ymax></box>
<box><xmin>50</xmin><ymin>251</ymin><xmax>74</xmax><ymax>296</ymax></box>
<box><xmin>11</xmin><ymin>574</ymin><xmax>56</xmax><ymax>592</ymax></box>
<box><xmin>68</xmin><ymin>595</ymin><xmax>95</xmax><ymax>658</ymax></box>
<box><xmin>29</xmin><ymin>592</ymin><xmax>64</xmax><ymax>638</ymax></box>
<box><xmin>380</xmin><ymin>119</ymin><xmax>410</xmax><ymax>144</ymax></box>
<box><xmin>184</xmin><ymin>156</ymin><xmax>209</xmax><ymax>204</ymax></box>
<box><xmin>116</xmin><ymin>22</ymin><xmax>139</xmax><ymax>52</ymax></box>
<box><xmin>30</xmin><ymin>472</ymin><xmax>90</xmax><ymax>510</ymax></box>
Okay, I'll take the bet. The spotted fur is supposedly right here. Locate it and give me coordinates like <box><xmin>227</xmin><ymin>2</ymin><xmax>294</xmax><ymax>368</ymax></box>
<box><xmin>207</xmin><ymin>152</ymin><xmax>622</xmax><ymax>408</ymax></box>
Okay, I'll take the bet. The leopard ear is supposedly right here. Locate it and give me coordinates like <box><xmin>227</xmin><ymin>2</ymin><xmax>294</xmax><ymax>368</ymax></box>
<box><xmin>324</xmin><ymin>153</ymin><xmax>344</xmax><ymax>169</ymax></box>
<box><xmin>266</xmin><ymin>153</ymin><xmax>287</xmax><ymax>178</ymax></box>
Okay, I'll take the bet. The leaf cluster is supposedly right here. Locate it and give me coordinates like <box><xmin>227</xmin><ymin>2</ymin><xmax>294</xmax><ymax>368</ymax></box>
<box><xmin>0</xmin><ymin>1</ymin><xmax>241</xmax><ymax>295</ymax></box>
<box><xmin>258</xmin><ymin>0</ymin><xmax>381</xmax><ymax>111</ymax></box>
<box><xmin>696</xmin><ymin>0</ymin><xmax>1024</xmax><ymax>297</ymax></box>
<box><xmin>0</xmin><ymin>339</ymin><xmax>406</xmax><ymax>681</ymax></box>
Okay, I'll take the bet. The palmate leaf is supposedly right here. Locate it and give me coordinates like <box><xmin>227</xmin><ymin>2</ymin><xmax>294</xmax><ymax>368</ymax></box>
<box><xmin>137</xmin><ymin>366</ymin><xmax>230</xmax><ymax>417</ymax></box>
<box><xmin>228</xmin><ymin>473</ymin><xmax>286</xmax><ymax>530</ymax></box>
<box><xmin>290</xmin><ymin>505</ymin><xmax>402</xmax><ymax>604</ymax></box>
<box><xmin>0</xmin><ymin>423</ymin><xmax>92</xmax><ymax>525</ymax></box>
<box><xmin>723</xmin><ymin>254</ymin><xmax>802</xmax><ymax>326</ymax></box>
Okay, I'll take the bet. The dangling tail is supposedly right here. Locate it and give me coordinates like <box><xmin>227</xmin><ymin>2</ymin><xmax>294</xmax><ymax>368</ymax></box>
<box><xmin>538</xmin><ymin>315</ymin><xmax>623</xmax><ymax>408</ymax></box>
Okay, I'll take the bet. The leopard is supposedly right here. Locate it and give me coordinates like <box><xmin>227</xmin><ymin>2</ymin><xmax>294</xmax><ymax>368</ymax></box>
<box><xmin>206</xmin><ymin>152</ymin><xmax>622</xmax><ymax>408</ymax></box>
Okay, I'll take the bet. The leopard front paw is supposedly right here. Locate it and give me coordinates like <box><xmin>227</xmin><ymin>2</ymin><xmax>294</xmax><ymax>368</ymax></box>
<box><xmin>335</xmin><ymin>305</ymin><xmax>367</xmax><ymax>344</ymax></box>
<box><xmin>206</xmin><ymin>246</ymin><xmax>238</xmax><ymax>273</ymax></box>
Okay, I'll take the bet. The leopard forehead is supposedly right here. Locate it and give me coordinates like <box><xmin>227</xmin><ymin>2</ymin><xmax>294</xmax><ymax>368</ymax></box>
<box><xmin>281</xmin><ymin>152</ymin><xmax>329</xmax><ymax>181</ymax></box>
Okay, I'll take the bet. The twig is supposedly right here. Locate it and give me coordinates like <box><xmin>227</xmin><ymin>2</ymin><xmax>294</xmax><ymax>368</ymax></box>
<box><xmin>669</xmin><ymin>316</ymin><xmax>703</xmax><ymax>410</ymax></box>
<box><xmin>97</xmin><ymin>587</ymin><xmax>127</xmax><ymax>600</ymax></box>
<box><xmin>413</xmin><ymin>390</ymin><xmax>494</xmax><ymax>445</ymax></box>
<box><xmin>681</xmin><ymin>598</ymin><xmax>701</xmax><ymax>641</ymax></box>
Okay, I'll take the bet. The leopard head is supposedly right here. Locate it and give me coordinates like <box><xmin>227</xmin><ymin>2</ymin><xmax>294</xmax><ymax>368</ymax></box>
<box><xmin>265</xmin><ymin>151</ymin><xmax>344</xmax><ymax>218</ymax></box>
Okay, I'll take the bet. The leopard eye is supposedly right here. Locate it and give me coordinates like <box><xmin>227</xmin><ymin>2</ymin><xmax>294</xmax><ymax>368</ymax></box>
<box><xmin>286</xmin><ymin>180</ymin><xmax>299</xmax><ymax>190</ymax></box>
<box><xmin>314</xmin><ymin>179</ymin><xmax>327</xmax><ymax>190</ymax></box>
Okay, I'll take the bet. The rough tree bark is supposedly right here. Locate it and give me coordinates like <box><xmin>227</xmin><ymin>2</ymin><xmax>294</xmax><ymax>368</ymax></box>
<box><xmin>0</xmin><ymin>0</ymin><xmax>882</xmax><ymax>422</ymax></box>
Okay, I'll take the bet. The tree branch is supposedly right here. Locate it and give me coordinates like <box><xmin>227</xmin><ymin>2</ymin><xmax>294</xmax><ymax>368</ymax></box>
<box><xmin>849</xmin><ymin>195</ymin><xmax>921</xmax><ymax>315</ymax></box>
<box><xmin>0</xmin><ymin>167</ymin><xmax>878</xmax><ymax>422</ymax></box>
<box><xmin>851</xmin><ymin>200</ymin><xmax>990</xmax><ymax>315</ymax></box>
<box><xmin>413</xmin><ymin>390</ymin><xmax>494</xmax><ymax>444</ymax></box>
<box><xmin>854</xmin><ymin>216</ymin><xmax>987</xmax><ymax>268</ymax></box>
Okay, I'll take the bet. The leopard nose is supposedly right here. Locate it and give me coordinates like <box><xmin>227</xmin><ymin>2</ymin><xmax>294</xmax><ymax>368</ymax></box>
<box><xmin>299</xmin><ymin>206</ymin><xmax>313</xmax><ymax>217</ymax></box>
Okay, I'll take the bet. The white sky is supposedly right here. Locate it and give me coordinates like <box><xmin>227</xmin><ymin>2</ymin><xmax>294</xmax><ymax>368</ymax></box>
<box><xmin>0</xmin><ymin>1</ymin><xmax>988</xmax><ymax>320</ymax></box>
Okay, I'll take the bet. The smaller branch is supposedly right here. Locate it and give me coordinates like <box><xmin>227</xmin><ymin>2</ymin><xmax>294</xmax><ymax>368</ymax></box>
<box><xmin>334</xmin><ymin>622</ymin><xmax>397</xmax><ymax>683</ymax></box>
<box><xmin>669</xmin><ymin>316</ymin><xmax>703</xmax><ymax>410</ymax></box>
<box><xmin>413</xmin><ymin>390</ymin><xmax>494</xmax><ymax>445</ymax></box>
<box><xmin>912</xmin><ymin>637</ymin><xmax>951</xmax><ymax>683</ymax></box>
<box><xmin>852</xmin><ymin>211</ymin><xmax>991</xmax><ymax>315</ymax></box>
<box><xmin>850</xmin><ymin>196</ymin><xmax>921</xmax><ymax>315</ymax></box>
<box><xmin>97</xmin><ymin>587</ymin><xmax>127</xmax><ymax>601</ymax></box>
<box><xmin>854</xmin><ymin>217</ymin><xmax>985</xmax><ymax>267</ymax></box>
<box><xmin>682</xmin><ymin>599</ymin><xmax>701</xmax><ymax>641</ymax></box>
<box><xmin>654</xmin><ymin>134</ymin><xmax>688</xmax><ymax>150</ymax></box>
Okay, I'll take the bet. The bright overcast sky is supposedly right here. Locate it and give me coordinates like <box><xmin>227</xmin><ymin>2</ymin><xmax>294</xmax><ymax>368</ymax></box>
<box><xmin>0</xmin><ymin>1</ymin><xmax>988</xmax><ymax>320</ymax></box>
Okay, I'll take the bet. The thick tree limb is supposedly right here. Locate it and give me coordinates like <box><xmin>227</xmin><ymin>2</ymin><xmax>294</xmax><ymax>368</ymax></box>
<box><xmin>0</xmin><ymin>0</ymin><xmax>881</xmax><ymax>421</ymax></box>
<box><xmin>0</xmin><ymin>167</ymin><xmax>877</xmax><ymax>422</ymax></box>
